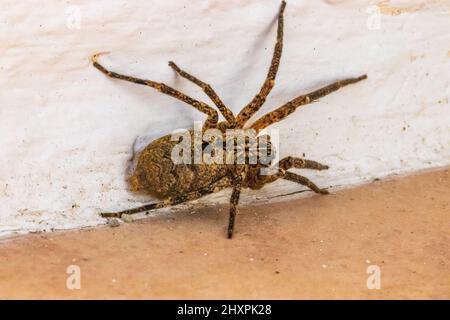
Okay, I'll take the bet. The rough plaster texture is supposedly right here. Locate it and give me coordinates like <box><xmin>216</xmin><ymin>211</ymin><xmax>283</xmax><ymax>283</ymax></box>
<box><xmin>1</xmin><ymin>0</ymin><xmax>449</xmax><ymax>236</ymax></box>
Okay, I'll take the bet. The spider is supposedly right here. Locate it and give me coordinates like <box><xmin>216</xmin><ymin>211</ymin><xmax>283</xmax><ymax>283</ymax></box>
<box><xmin>92</xmin><ymin>1</ymin><xmax>367</xmax><ymax>238</ymax></box>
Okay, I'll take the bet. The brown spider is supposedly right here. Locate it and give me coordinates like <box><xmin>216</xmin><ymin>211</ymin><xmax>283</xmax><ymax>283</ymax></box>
<box><xmin>92</xmin><ymin>1</ymin><xmax>367</xmax><ymax>238</ymax></box>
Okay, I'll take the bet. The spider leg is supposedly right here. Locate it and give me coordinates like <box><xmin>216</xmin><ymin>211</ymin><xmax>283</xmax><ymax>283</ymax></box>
<box><xmin>278</xmin><ymin>156</ymin><xmax>329</xmax><ymax>171</ymax></box>
<box><xmin>235</xmin><ymin>1</ymin><xmax>286</xmax><ymax>128</ymax></box>
<box><xmin>254</xmin><ymin>170</ymin><xmax>328</xmax><ymax>195</ymax></box>
<box><xmin>100</xmin><ymin>176</ymin><xmax>231</xmax><ymax>218</ymax></box>
<box><xmin>91</xmin><ymin>53</ymin><xmax>218</xmax><ymax>130</ymax></box>
<box><xmin>101</xmin><ymin>202</ymin><xmax>160</xmax><ymax>218</ymax></box>
<box><xmin>250</xmin><ymin>75</ymin><xmax>367</xmax><ymax>132</ymax></box>
<box><xmin>169</xmin><ymin>61</ymin><xmax>237</xmax><ymax>127</ymax></box>
<box><xmin>282</xmin><ymin>171</ymin><xmax>329</xmax><ymax>195</ymax></box>
<box><xmin>251</xmin><ymin>156</ymin><xmax>329</xmax><ymax>194</ymax></box>
<box><xmin>227</xmin><ymin>171</ymin><xmax>244</xmax><ymax>239</ymax></box>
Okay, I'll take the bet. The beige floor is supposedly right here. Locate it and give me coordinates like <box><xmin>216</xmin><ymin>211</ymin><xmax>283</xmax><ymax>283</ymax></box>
<box><xmin>0</xmin><ymin>168</ymin><xmax>449</xmax><ymax>299</ymax></box>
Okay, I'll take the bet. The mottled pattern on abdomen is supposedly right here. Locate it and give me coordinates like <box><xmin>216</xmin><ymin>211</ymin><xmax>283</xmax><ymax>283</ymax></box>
<box><xmin>129</xmin><ymin>131</ymin><xmax>229</xmax><ymax>199</ymax></box>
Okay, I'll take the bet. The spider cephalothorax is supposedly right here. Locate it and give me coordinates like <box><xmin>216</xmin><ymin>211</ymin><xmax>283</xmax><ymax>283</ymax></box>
<box><xmin>93</xmin><ymin>1</ymin><xmax>367</xmax><ymax>238</ymax></box>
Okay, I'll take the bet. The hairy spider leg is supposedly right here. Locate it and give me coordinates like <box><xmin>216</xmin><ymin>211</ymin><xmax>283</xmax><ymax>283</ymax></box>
<box><xmin>251</xmin><ymin>75</ymin><xmax>367</xmax><ymax>132</ymax></box>
<box><xmin>253</xmin><ymin>157</ymin><xmax>330</xmax><ymax>194</ymax></box>
<box><xmin>100</xmin><ymin>176</ymin><xmax>232</xmax><ymax>218</ymax></box>
<box><xmin>283</xmin><ymin>171</ymin><xmax>329</xmax><ymax>194</ymax></box>
<box><xmin>227</xmin><ymin>168</ymin><xmax>245</xmax><ymax>238</ymax></box>
<box><xmin>278</xmin><ymin>156</ymin><xmax>329</xmax><ymax>171</ymax></box>
<box><xmin>168</xmin><ymin>61</ymin><xmax>237</xmax><ymax>127</ymax></box>
<box><xmin>235</xmin><ymin>1</ymin><xmax>286</xmax><ymax>127</ymax></box>
<box><xmin>92</xmin><ymin>53</ymin><xmax>219</xmax><ymax>131</ymax></box>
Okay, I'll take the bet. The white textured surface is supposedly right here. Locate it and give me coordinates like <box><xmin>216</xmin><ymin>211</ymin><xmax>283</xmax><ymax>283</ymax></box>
<box><xmin>1</xmin><ymin>0</ymin><xmax>449</xmax><ymax>237</ymax></box>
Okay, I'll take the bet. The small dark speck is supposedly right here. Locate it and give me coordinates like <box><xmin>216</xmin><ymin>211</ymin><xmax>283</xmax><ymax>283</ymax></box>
<box><xmin>275</xmin><ymin>271</ymin><xmax>280</xmax><ymax>274</ymax></box>
<box><xmin>302</xmin><ymin>153</ymin><xmax>306</xmax><ymax>157</ymax></box>
<box><xmin>179</xmin><ymin>250</ymin><xmax>183</xmax><ymax>254</ymax></box>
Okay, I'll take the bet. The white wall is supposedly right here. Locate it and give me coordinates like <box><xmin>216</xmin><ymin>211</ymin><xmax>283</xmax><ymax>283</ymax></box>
<box><xmin>1</xmin><ymin>0</ymin><xmax>449</xmax><ymax>236</ymax></box>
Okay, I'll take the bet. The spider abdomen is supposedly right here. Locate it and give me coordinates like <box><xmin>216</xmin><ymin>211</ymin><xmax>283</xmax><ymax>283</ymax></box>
<box><xmin>128</xmin><ymin>131</ymin><xmax>230</xmax><ymax>199</ymax></box>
